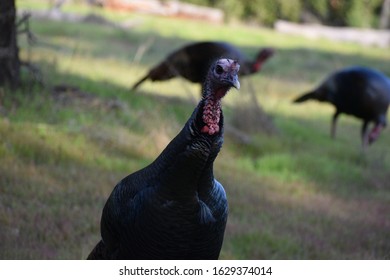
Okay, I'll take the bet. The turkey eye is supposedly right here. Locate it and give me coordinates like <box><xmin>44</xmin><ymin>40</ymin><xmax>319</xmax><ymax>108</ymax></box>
<box><xmin>215</xmin><ymin>65</ymin><xmax>224</xmax><ymax>75</ymax></box>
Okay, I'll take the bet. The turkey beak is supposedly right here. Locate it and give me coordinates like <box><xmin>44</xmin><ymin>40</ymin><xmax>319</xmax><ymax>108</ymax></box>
<box><xmin>230</xmin><ymin>74</ymin><xmax>240</xmax><ymax>89</ymax></box>
<box><xmin>225</xmin><ymin>60</ymin><xmax>240</xmax><ymax>89</ymax></box>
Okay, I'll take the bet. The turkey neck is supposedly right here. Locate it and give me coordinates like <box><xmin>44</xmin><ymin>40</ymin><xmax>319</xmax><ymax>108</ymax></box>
<box><xmin>149</xmin><ymin>84</ymin><xmax>227</xmax><ymax>199</ymax></box>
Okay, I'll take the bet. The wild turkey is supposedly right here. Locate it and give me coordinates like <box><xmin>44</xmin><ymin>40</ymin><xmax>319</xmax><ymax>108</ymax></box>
<box><xmin>88</xmin><ymin>58</ymin><xmax>240</xmax><ymax>259</ymax></box>
<box><xmin>132</xmin><ymin>41</ymin><xmax>273</xmax><ymax>90</ymax></box>
<box><xmin>294</xmin><ymin>66</ymin><xmax>390</xmax><ymax>147</ymax></box>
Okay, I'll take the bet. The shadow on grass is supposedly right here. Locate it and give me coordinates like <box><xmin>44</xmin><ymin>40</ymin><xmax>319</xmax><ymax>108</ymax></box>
<box><xmin>26</xmin><ymin>18</ymin><xmax>390</xmax><ymax>85</ymax></box>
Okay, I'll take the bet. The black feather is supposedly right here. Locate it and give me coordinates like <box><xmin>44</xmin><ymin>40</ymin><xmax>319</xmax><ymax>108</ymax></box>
<box><xmin>88</xmin><ymin>59</ymin><xmax>240</xmax><ymax>259</ymax></box>
<box><xmin>132</xmin><ymin>41</ymin><xmax>273</xmax><ymax>90</ymax></box>
<box><xmin>293</xmin><ymin>91</ymin><xmax>316</xmax><ymax>103</ymax></box>
<box><xmin>293</xmin><ymin>66</ymin><xmax>390</xmax><ymax>147</ymax></box>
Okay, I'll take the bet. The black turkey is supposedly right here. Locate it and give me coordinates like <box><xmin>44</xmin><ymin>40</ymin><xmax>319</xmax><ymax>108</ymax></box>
<box><xmin>132</xmin><ymin>41</ymin><xmax>273</xmax><ymax>90</ymax></box>
<box><xmin>294</xmin><ymin>66</ymin><xmax>390</xmax><ymax>147</ymax></box>
<box><xmin>88</xmin><ymin>58</ymin><xmax>240</xmax><ymax>260</ymax></box>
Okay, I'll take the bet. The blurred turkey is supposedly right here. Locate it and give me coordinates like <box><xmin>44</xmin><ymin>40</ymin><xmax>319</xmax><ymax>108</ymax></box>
<box><xmin>132</xmin><ymin>41</ymin><xmax>273</xmax><ymax>90</ymax></box>
<box><xmin>87</xmin><ymin>58</ymin><xmax>240</xmax><ymax>259</ymax></box>
<box><xmin>294</xmin><ymin>66</ymin><xmax>390</xmax><ymax>147</ymax></box>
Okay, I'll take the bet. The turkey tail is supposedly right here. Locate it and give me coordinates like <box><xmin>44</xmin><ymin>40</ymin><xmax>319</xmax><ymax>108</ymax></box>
<box><xmin>293</xmin><ymin>91</ymin><xmax>316</xmax><ymax>103</ymax></box>
<box><xmin>131</xmin><ymin>74</ymin><xmax>149</xmax><ymax>91</ymax></box>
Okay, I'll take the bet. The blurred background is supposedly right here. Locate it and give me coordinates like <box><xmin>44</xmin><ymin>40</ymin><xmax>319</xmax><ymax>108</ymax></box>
<box><xmin>0</xmin><ymin>0</ymin><xmax>389</xmax><ymax>259</ymax></box>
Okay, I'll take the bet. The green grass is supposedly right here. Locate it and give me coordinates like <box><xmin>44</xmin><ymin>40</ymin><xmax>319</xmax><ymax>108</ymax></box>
<box><xmin>1</xmin><ymin>0</ymin><xmax>389</xmax><ymax>259</ymax></box>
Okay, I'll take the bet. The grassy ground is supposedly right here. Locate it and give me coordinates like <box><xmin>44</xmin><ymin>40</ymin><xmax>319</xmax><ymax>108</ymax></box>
<box><xmin>1</xmin><ymin>0</ymin><xmax>389</xmax><ymax>259</ymax></box>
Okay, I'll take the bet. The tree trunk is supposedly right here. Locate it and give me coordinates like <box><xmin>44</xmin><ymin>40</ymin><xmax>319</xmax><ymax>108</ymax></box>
<box><xmin>0</xmin><ymin>0</ymin><xmax>20</xmax><ymax>88</ymax></box>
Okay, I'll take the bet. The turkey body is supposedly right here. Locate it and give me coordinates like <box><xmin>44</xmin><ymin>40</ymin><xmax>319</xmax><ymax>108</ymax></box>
<box><xmin>88</xmin><ymin>58</ymin><xmax>240</xmax><ymax>260</ymax></box>
<box><xmin>132</xmin><ymin>41</ymin><xmax>273</xmax><ymax>90</ymax></box>
<box><xmin>294</xmin><ymin>66</ymin><xmax>390</xmax><ymax>146</ymax></box>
